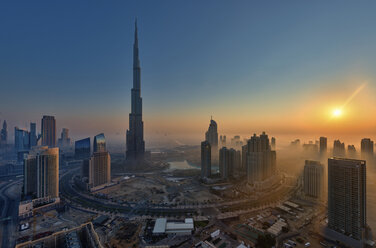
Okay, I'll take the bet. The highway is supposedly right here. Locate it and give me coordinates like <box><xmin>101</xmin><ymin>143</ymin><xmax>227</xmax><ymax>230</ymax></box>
<box><xmin>0</xmin><ymin>178</ymin><xmax>22</xmax><ymax>248</ymax></box>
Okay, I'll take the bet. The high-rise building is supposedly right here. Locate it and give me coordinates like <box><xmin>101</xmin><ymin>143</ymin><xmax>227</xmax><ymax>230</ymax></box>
<box><xmin>94</xmin><ymin>133</ymin><xmax>106</xmax><ymax>153</ymax></box>
<box><xmin>75</xmin><ymin>138</ymin><xmax>91</xmax><ymax>159</ymax></box>
<box><xmin>29</xmin><ymin>122</ymin><xmax>37</xmax><ymax>147</ymax></box>
<box><xmin>328</xmin><ymin>158</ymin><xmax>367</xmax><ymax>244</ymax></box>
<box><xmin>333</xmin><ymin>139</ymin><xmax>345</xmax><ymax>157</ymax></box>
<box><xmin>58</xmin><ymin>128</ymin><xmax>71</xmax><ymax>148</ymax></box>
<box><xmin>23</xmin><ymin>147</ymin><xmax>48</xmax><ymax>197</ymax></box>
<box><xmin>15</xmin><ymin>127</ymin><xmax>30</xmax><ymax>152</ymax></box>
<box><xmin>245</xmin><ymin>132</ymin><xmax>276</xmax><ymax>184</ymax></box>
<box><xmin>271</xmin><ymin>137</ymin><xmax>276</xmax><ymax>150</ymax></box>
<box><xmin>361</xmin><ymin>138</ymin><xmax>374</xmax><ymax>160</ymax></box>
<box><xmin>41</xmin><ymin>115</ymin><xmax>56</xmax><ymax>147</ymax></box>
<box><xmin>24</xmin><ymin>146</ymin><xmax>59</xmax><ymax>198</ymax></box>
<box><xmin>303</xmin><ymin>160</ymin><xmax>324</xmax><ymax>198</ymax></box>
<box><xmin>347</xmin><ymin>145</ymin><xmax>357</xmax><ymax>158</ymax></box>
<box><xmin>126</xmin><ymin>20</ymin><xmax>145</xmax><ymax>163</ymax></box>
<box><xmin>89</xmin><ymin>134</ymin><xmax>111</xmax><ymax>188</ymax></box>
<box><xmin>219</xmin><ymin>147</ymin><xmax>230</xmax><ymax>179</ymax></box>
<box><xmin>205</xmin><ymin>118</ymin><xmax>218</xmax><ymax>151</ymax></box>
<box><xmin>201</xmin><ymin>141</ymin><xmax>211</xmax><ymax>178</ymax></box>
<box><xmin>0</xmin><ymin>120</ymin><xmax>7</xmax><ymax>145</ymax></box>
<box><xmin>319</xmin><ymin>137</ymin><xmax>327</xmax><ymax>155</ymax></box>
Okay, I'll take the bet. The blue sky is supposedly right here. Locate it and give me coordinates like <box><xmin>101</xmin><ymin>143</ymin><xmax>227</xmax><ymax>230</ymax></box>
<box><xmin>1</xmin><ymin>1</ymin><xmax>376</xmax><ymax>145</ymax></box>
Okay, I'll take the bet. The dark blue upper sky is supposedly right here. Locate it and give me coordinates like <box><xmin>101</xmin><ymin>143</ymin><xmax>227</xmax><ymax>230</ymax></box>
<box><xmin>1</xmin><ymin>1</ymin><xmax>376</xmax><ymax>144</ymax></box>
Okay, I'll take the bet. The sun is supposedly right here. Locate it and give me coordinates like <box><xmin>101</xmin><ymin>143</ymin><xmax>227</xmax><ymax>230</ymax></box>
<box><xmin>332</xmin><ymin>108</ymin><xmax>342</xmax><ymax>118</ymax></box>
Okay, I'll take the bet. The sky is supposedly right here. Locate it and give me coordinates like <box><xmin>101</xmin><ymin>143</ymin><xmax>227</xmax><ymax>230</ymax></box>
<box><xmin>1</xmin><ymin>1</ymin><xmax>376</xmax><ymax>147</ymax></box>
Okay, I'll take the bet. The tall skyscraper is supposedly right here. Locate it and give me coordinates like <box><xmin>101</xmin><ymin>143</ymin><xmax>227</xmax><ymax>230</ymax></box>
<box><xmin>246</xmin><ymin>132</ymin><xmax>276</xmax><ymax>185</ymax></box>
<box><xmin>201</xmin><ymin>141</ymin><xmax>211</xmax><ymax>178</ymax></box>
<box><xmin>41</xmin><ymin>115</ymin><xmax>56</xmax><ymax>147</ymax></box>
<box><xmin>205</xmin><ymin>118</ymin><xmax>218</xmax><ymax>151</ymax></box>
<box><xmin>361</xmin><ymin>138</ymin><xmax>374</xmax><ymax>160</ymax></box>
<box><xmin>29</xmin><ymin>122</ymin><xmax>37</xmax><ymax>147</ymax></box>
<box><xmin>219</xmin><ymin>147</ymin><xmax>241</xmax><ymax>179</ymax></box>
<box><xmin>271</xmin><ymin>137</ymin><xmax>276</xmax><ymax>150</ymax></box>
<box><xmin>94</xmin><ymin>133</ymin><xmax>106</xmax><ymax>153</ymax></box>
<box><xmin>89</xmin><ymin>134</ymin><xmax>111</xmax><ymax>188</ymax></box>
<box><xmin>333</xmin><ymin>139</ymin><xmax>345</xmax><ymax>157</ymax></box>
<box><xmin>126</xmin><ymin>20</ymin><xmax>145</xmax><ymax>162</ymax></box>
<box><xmin>303</xmin><ymin>160</ymin><xmax>324</xmax><ymax>198</ymax></box>
<box><xmin>58</xmin><ymin>128</ymin><xmax>71</xmax><ymax>147</ymax></box>
<box><xmin>0</xmin><ymin>120</ymin><xmax>7</xmax><ymax>145</ymax></box>
<box><xmin>37</xmin><ymin>147</ymin><xmax>59</xmax><ymax>198</ymax></box>
<box><xmin>23</xmin><ymin>147</ymin><xmax>45</xmax><ymax>197</ymax></box>
<box><xmin>219</xmin><ymin>147</ymin><xmax>229</xmax><ymax>179</ymax></box>
<box><xmin>75</xmin><ymin>137</ymin><xmax>91</xmax><ymax>160</ymax></box>
<box><xmin>319</xmin><ymin>137</ymin><xmax>327</xmax><ymax>155</ymax></box>
<box><xmin>14</xmin><ymin>127</ymin><xmax>30</xmax><ymax>152</ymax></box>
<box><xmin>347</xmin><ymin>145</ymin><xmax>357</xmax><ymax>158</ymax></box>
<box><xmin>328</xmin><ymin>158</ymin><xmax>367</xmax><ymax>245</ymax></box>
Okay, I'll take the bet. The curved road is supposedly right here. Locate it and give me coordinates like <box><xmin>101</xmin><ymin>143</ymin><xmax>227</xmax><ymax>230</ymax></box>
<box><xmin>0</xmin><ymin>179</ymin><xmax>22</xmax><ymax>248</ymax></box>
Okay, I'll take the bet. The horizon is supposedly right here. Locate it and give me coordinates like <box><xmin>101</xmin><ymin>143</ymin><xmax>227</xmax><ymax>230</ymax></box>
<box><xmin>1</xmin><ymin>1</ymin><xmax>376</xmax><ymax>146</ymax></box>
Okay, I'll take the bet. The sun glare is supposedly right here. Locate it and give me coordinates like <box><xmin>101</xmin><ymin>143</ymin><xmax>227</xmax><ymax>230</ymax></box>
<box><xmin>332</xmin><ymin>108</ymin><xmax>342</xmax><ymax>117</ymax></box>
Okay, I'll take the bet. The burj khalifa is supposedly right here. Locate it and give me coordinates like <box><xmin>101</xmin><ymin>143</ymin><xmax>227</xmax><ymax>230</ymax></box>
<box><xmin>126</xmin><ymin>20</ymin><xmax>145</xmax><ymax>162</ymax></box>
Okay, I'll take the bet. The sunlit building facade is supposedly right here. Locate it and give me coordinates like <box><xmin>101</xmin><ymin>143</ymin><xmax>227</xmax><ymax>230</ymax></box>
<box><xmin>303</xmin><ymin>160</ymin><xmax>324</xmax><ymax>198</ymax></box>
<box><xmin>328</xmin><ymin>158</ymin><xmax>367</xmax><ymax>243</ymax></box>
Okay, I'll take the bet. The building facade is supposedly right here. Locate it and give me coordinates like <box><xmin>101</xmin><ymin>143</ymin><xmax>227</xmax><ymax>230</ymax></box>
<box><xmin>245</xmin><ymin>132</ymin><xmax>276</xmax><ymax>185</ymax></box>
<box><xmin>328</xmin><ymin>158</ymin><xmax>367</xmax><ymax>242</ymax></box>
<box><xmin>201</xmin><ymin>141</ymin><xmax>211</xmax><ymax>178</ymax></box>
<box><xmin>303</xmin><ymin>160</ymin><xmax>324</xmax><ymax>198</ymax></box>
<box><xmin>41</xmin><ymin>115</ymin><xmax>56</xmax><ymax>147</ymax></box>
<box><xmin>75</xmin><ymin>137</ymin><xmax>91</xmax><ymax>160</ymax></box>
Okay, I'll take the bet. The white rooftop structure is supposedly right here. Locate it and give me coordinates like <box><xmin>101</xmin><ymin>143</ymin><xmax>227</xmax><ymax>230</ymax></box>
<box><xmin>152</xmin><ymin>218</ymin><xmax>194</xmax><ymax>235</ymax></box>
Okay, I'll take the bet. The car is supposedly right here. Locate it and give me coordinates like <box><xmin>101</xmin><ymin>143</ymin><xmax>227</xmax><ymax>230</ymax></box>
<box><xmin>305</xmin><ymin>242</ymin><xmax>311</xmax><ymax>247</ymax></box>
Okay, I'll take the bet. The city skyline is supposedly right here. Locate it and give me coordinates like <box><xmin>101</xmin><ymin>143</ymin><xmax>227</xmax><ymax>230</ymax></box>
<box><xmin>1</xmin><ymin>1</ymin><xmax>376</xmax><ymax>145</ymax></box>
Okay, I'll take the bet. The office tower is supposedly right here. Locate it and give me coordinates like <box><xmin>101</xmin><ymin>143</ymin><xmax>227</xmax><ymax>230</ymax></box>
<box><xmin>302</xmin><ymin>141</ymin><xmax>318</xmax><ymax>153</ymax></box>
<box><xmin>361</xmin><ymin>138</ymin><xmax>374</xmax><ymax>160</ymax></box>
<box><xmin>41</xmin><ymin>115</ymin><xmax>56</xmax><ymax>147</ymax></box>
<box><xmin>333</xmin><ymin>139</ymin><xmax>345</xmax><ymax>157</ymax></box>
<box><xmin>75</xmin><ymin>137</ymin><xmax>91</xmax><ymax>159</ymax></box>
<box><xmin>348</xmin><ymin>145</ymin><xmax>357</xmax><ymax>158</ymax></box>
<box><xmin>58</xmin><ymin>128</ymin><xmax>71</xmax><ymax>147</ymax></box>
<box><xmin>205</xmin><ymin>118</ymin><xmax>218</xmax><ymax>151</ymax></box>
<box><xmin>89</xmin><ymin>135</ymin><xmax>111</xmax><ymax>188</ymax></box>
<box><xmin>220</xmin><ymin>148</ymin><xmax>241</xmax><ymax>177</ymax></box>
<box><xmin>23</xmin><ymin>147</ymin><xmax>46</xmax><ymax>197</ymax></box>
<box><xmin>319</xmin><ymin>137</ymin><xmax>327</xmax><ymax>155</ymax></box>
<box><xmin>201</xmin><ymin>141</ymin><xmax>211</xmax><ymax>178</ymax></box>
<box><xmin>246</xmin><ymin>132</ymin><xmax>276</xmax><ymax>184</ymax></box>
<box><xmin>0</xmin><ymin>120</ymin><xmax>7</xmax><ymax>145</ymax></box>
<box><xmin>126</xmin><ymin>20</ymin><xmax>145</xmax><ymax>163</ymax></box>
<box><xmin>271</xmin><ymin>137</ymin><xmax>276</xmax><ymax>150</ymax></box>
<box><xmin>328</xmin><ymin>158</ymin><xmax>367</xmax><ymax>244</ymax></box>
<box><xmin>94</xmin><ymin>133</ymin><xmax>106</xmax><ymax>152</ymax></box>
<box><xmin>33</xmin><ymin>147</ymin><xmax>59</xmax><ymax>198</ymax></box>
<box><xmin>219</xmin><ymin>147</ymin><xmax>229</xmax><ymax>179</ymax></box>
<box><xmin>14</xmin><ymin>127</ymin><xmax>30</xmax><ymax>152</ymax></box>
<box><xmin>303</xmin><ymin>160</ymin><xmax>324</xmax><ymax>198</ymax></box>
<box><xmin>29</xmin><ymin>122</ymin><xmax>37</xmax><ymax>147</ymax></box>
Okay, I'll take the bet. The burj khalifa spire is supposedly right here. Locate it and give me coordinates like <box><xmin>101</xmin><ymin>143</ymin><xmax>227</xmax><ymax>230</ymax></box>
<box><xmin>126</xmin><ymin>19</ymin><xmax>145</xmax><ymax>162</ymax></box>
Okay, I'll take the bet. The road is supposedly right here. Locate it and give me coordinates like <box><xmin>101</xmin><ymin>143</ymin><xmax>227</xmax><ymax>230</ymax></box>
<box><xmin>0</xmin><ymin>178</ymin><xmax>22</xmax><ymax>248</ymax></box>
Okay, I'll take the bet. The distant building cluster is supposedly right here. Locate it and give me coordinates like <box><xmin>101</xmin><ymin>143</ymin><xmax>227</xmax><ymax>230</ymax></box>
<box><xmin>201</xmin><ymin>118</ymin><xmax>277</xmax><ymax>187</ymax></box>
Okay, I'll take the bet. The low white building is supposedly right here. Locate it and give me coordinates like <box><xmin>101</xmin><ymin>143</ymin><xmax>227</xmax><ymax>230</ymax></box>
<box><xmin>152</xmin><ymin>218</ymin><xmax>194</xmax><ymax>235</ymax></box>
